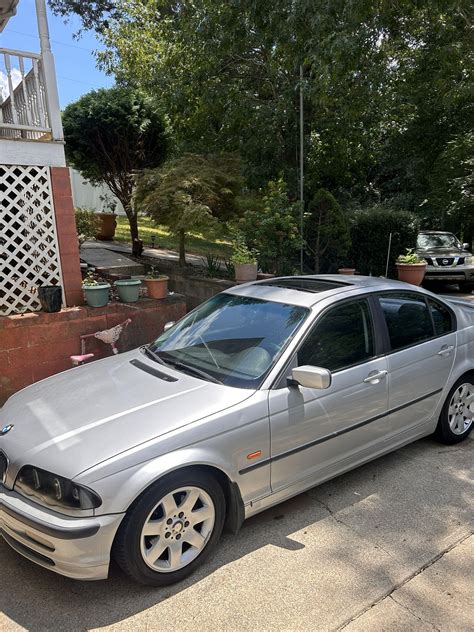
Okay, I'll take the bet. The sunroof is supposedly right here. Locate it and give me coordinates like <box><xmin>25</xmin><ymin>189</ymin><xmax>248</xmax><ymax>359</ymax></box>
<box><xmin>259</xmin><ymin>278</ymin><xmax>350</xmax><ymax>293</ymax></box>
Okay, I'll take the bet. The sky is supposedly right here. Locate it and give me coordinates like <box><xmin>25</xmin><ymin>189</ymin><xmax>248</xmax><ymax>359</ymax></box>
<box><xmin>0</xmin><ymin>0</ymin><xmax>114</xmax><ymax>108</ymax></box>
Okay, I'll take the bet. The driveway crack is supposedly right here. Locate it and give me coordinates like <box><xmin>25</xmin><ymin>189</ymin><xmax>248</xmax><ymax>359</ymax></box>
<box><xmin>314</xmin><ymin>497</ymin><xmax>397</xmax><ymax>560</ymax></box>
<box><xmin>389</xmin><ymin>594</ymin><xmax>441</xmax><ymax>631</ymax></box>
<box><xmin>336</xmin><ymin>531</ymin><xmax>472</xmax><ymax>630</ymax></box>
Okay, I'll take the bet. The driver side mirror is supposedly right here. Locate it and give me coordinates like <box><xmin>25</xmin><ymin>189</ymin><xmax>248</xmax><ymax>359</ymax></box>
<box><xmin>163</xmin><ymin>321</ymin><xmax>175</xmax><ymax>332</ymax></box>
<box><xmin>462</xmin><ymin>243</ymin><xmax>470</xmax><ymax>251</ymax></box>
<box><xmin>289</xmin><ymin>365</ymin><xmax>332</xmax><ymax>389</ymax></box>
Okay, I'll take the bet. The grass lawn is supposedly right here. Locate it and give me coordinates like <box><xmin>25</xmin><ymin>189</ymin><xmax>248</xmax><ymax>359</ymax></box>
<box><xmin>114</xmin><ymin>216</ymin><xmax>232</xmax><ymax>259</ymax></box>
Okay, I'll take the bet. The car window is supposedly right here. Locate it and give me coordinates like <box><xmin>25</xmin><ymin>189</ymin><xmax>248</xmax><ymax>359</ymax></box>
<box><xmin>151</xmin><ymin>293</ymin><xmax>308</xmax><ymax>389</ymax></box>
<box><xmin>378</xmin><ymin>293</ymin><xmax>434</xmax><ymax>351</ymax></box>
<box><xmin>298</xmin><ymin>299</ymin><xmax>375</xmax><ymax>372</ymax></box>
<box><xmin>428</xmin><ymin>299</ymin><xmax>454</xmax><ymax>336</ymax></box>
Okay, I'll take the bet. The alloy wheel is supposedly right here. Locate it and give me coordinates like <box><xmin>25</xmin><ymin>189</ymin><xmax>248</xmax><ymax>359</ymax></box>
<box><xmin>448</xmin><ymin>382</ymin><xmax>474</xmax><ymax>435</ymax></box>
<box><xmin>140</xmin><ymin>486</ymin><xmax>215</xmax><ymax>573</ymax></box>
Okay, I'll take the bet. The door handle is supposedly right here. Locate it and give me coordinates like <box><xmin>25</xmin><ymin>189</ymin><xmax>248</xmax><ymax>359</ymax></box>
<box><xmin>437</xmin><ymin>345</ymin><xmax>454</xmax><ymax>357</ymax></box>
<box><xmin>363</xmin><ymin>370</ymin><xmax>388</xmax><ymax>384</ymax></box>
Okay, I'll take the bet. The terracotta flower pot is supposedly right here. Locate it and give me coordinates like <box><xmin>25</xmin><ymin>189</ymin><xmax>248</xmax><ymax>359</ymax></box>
<box><xmin>234</xmin><ymin>263</ymin><xmax>258</xmax><ymax>283</ymax></box>
<box><xmin>144</xmin><ymin>277</ymin><xmax>169</xmax><ymax>299</ymax></box>
<box><xmin>96</xmin><ymin>213</ymin><xmax>117</xmax><ymax>241</ymax></box>
<box><xmin>338</xmin><ymin>268</ymin><xmax>356</xmax><ymax>275</ymax></box>
<box><xmin>396</xmin><ymin>263</ymin><xmax>427</xmax><ymax>286</ymax></box>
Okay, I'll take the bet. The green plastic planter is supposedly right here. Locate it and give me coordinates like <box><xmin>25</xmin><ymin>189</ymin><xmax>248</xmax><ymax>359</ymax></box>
<box><xmin>83</xmin><ymin>283</ymin><xmax>110</xmax><ymax>308</ymax></box>
<box><xmin>115</xmin><ymin>279</ymin><xmax>141</xmax><ymax>303</ymax></box>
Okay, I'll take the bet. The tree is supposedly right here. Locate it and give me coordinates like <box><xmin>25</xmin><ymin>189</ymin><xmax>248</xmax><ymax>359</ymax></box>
<box><xmin>134</xmin><ymin>154</ymin><xmax>242</xmax><ymax>265</ymax></box>
<box><xmin>235</xmin><ymin>179</ymin><xmax>302</xmax><ymax>275</ymax></box>
<box><xmin>306</xmin><ymin>190</ymin><xmax>351</xmax><ymax>274</ymax></box>
<box><xmin>62</xmin><ymin>86</ymin><xmax>168</xmax><ymax>255</ymax></box>
<box><xmin>53</xmin><ymin>1</ymin><xmax>473</xmax><ymax>245</ymax></box>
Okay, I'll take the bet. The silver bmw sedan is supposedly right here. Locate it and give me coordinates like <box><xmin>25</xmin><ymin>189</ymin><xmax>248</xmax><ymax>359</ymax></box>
<box><xmin>1</xmin><ymin>275</ymin><xmax>473</xmax><ymax>585</ymax></box>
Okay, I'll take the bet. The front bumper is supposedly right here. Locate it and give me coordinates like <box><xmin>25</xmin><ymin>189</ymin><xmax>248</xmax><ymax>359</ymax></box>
<box><xmin>424</xmin><ymin>265</ymin><xmax>474</xmax><ymax>283</ymax></box>
<box><xmin>0</xmin><ymin>485</ymin><xmax>124</xmax><ymax>580</ymax></box>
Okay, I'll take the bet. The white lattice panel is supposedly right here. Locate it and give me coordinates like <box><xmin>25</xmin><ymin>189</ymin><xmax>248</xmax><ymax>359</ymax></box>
<box><xmin>0</xmin><ymin>165</ymin><xmax>63</xmax><ymax>315</ymax></box>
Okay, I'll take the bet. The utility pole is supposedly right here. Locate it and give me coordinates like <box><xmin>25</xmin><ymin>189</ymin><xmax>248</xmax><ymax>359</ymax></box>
<box><xmin>299</xmin><ymin>65</ymin><xmax>304</xmax><ymax>274</ymax></box>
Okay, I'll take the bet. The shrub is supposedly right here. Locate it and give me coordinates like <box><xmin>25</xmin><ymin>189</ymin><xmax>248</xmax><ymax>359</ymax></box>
<box><xmin>235</xmin><ymin>179</ymin><xmax>301</xmax><ymax>275</ymax></box>
<box><xmin>350</xmin><ymin>205</ymin><xmax>420</xmax><ymax>276</ymax></box>
<box><xmin>305</xmin><ymin>189</ymin><xmax>351</xmax><ymax>273</ymax></box>
<box><xmin>75</xmin><ymin>208</ymin><xmax>99</xmax><ymax>246</ymax></box>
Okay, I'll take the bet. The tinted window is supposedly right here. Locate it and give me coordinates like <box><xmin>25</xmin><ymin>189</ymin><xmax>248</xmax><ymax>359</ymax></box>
<box><xmin>378</xmin><ymin>293</ymin><xmax>434</xmax><ymax>351</ymax></box>
<box><xmin>298</xmin><ymin>300</ymin><xmax>375</xmax><ymax>372</ymax></box>
<box><xmin>428</xmin><ymin>299</ymin><xmax>454</xmax><ymax>336</ymax></box>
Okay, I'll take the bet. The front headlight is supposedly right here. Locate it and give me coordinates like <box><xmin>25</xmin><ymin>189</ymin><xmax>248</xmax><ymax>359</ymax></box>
<box><xmin>465</xmin><ymin>256</ymin><xmax>473</xmax><ymax>265</ymax></box>
<box><xmin>15</xmin><ymin>466</ymin><xmax>102</xmax><ymax>510</ymax></box>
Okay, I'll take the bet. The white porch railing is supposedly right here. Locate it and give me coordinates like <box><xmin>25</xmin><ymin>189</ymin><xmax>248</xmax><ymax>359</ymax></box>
<box><xmin>0</xmin><ymin>47</ymin><xmax>52</xmax><ymax>140</ymax></box>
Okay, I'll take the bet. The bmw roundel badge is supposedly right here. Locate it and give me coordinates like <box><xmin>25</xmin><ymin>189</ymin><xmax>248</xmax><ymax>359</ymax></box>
<box><xmin>0</xmin><ymin>424</ymin><xmax>13</xmax><ymax>436</ymax></box>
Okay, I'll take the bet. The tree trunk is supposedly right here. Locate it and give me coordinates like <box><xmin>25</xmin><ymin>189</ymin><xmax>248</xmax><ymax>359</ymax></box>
<box><xmin>179</xmin><ymin>229</ymin><xmax>186</xmax><ymax>266</ymax></box>
<box><xmin>126</xmin><ymin>209</ymin><xmax>143</xmax><ymax>257</ymax></box>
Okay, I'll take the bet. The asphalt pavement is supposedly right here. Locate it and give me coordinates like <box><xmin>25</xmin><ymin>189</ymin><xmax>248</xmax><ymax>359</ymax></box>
<box><xmin>0</xmin><ymin>434</ymin><xmax>472</xmax><ymax>632</ymax></box>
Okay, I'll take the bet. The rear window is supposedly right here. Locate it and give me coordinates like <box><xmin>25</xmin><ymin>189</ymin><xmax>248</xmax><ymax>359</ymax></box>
<box><xmin>378</xmin><ymin>293</ymin><xmax>434</xmax><ymax>351</ymax></box>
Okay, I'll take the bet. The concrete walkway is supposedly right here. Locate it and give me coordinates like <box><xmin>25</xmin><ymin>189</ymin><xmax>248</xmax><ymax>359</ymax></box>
<box><xmin>81</xmin><ymin>240</ymin><xmax>209</xmax><ymax>269</ymax></box>
<box><xmin>0</xmin><ymin>434</ymin><xmax>472</xmax><ymax>631</ymax></box>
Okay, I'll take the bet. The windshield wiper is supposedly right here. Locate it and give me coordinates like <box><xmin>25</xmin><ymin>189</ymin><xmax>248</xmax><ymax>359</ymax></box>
<box><xmin>140</xmin><ymin>344</ymin><xmax>167</xmax><ymax>366</ymax></box>
<box><xmin>161</xmin><ymin>355</ymin><xmax>223</xmax><ymax>385</ymax></box>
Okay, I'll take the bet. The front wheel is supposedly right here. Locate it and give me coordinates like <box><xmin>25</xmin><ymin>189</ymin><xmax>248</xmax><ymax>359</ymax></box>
<box><xmin>434</xmin><ymin>376</ymin><xmax>474</xmax><ymax>444</ymax></box>
<box><xmin>458</xmin><ymin>281</ymin><xmax>474</xmax><ymax>294</ymax></box>
<box><xmin>113</xmin><ymin>470</ymin><xmax>226</xmax><ymax>586</ymax></box>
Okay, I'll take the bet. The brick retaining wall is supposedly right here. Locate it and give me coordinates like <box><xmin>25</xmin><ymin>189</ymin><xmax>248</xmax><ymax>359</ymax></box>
<box><xmin>0</xmin><ymin>295</ymin><xmax>186</xmax><ymax>406</ymax></box>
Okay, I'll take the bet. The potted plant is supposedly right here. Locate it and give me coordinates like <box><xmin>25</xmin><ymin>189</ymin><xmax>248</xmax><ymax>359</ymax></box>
<box><xmin>96</xmin><ymin>196</ymin><xmax>117</xmax><ymax>241</ymax></box>
<box><xmin>337</xmin><ymin>265</ymin><xmax>356</xmax><ymax>275</ymax></box>
<box><xmin>37</xmin><ymin>282</ymin><xmax>62</xmax><ymax>313</ymax></box>
<box><xmin>144</xmin><ymin>266</ymin><xmax>169</xmax><ymax>299</ymax></box>
<box><xmin>396</xmin><ymin>249</ymin><xmax>427</xmax><ymax>286</ymax></box>
<box><xmin>82</xmin><ymin>272</ymin><xmax>111</xmax><ymax>307</ymax></box>
<box><xmin>231</xmin><ymin>239</ymin><xmax>258</xmax><ymax>283</ymax></box>
<box><xmin>115</xmin><ymin>278</ymin><xmax>142</xmax><ymax>303</ymax></box>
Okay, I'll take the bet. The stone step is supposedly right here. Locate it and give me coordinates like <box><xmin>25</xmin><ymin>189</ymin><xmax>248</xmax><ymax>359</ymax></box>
<box><xmin>80</xmin><ymin>246</ymin><xmax>145</xmax><ymax>276</ymax></box>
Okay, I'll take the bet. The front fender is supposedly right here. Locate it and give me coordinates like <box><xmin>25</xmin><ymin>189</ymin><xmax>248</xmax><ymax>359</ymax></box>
<box><xmin>86</xmin><ymin>446</ymin><xmax>238</xmax><ymax>515</ymax></box>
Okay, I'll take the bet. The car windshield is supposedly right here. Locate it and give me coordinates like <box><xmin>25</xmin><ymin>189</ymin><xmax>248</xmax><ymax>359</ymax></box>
<box><xmin>150</xmin><ymin>293</ymin><xmax>308</xmax><ymax>388</ymax></box>
<box><xmin>417</xmin><ymin>233</ymin><xmax>461</xmax><ymax>250</ymax></box>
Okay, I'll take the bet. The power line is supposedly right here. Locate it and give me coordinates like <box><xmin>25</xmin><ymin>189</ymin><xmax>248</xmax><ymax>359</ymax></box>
<box><xmin>3</xmin><ymin>28</ymin><xmax>96</xmax><ymax>52</ymax></box>
<box><xmin>57</xmin><ymin>75</ymin><xmax>105</xmax><ymax>88</ymax></box>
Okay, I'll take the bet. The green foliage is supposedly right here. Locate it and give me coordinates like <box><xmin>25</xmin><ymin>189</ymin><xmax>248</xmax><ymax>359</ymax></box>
<box><xmin>235</xmin><ymin>180</ymin><xmax>301</xmax><ymax>274</ymax></box>
<box><xmin>53</xmin><ymin>0</ymin><xmax>473</xmax><ymax>250</ymax></box>
<box><xmin>63</xmin><ymin>86</ymin><xmax>168</xmax><ymax>249</ymax></box>
<box><xmin>305</xmin><ymin>189</ymin><xmax>351</xmax><ymax>273</ymax></box>
<box><xmin>145</xmin><ymin>266</ymin><xmax>167</xmax><ymax>280</ymax></box>
<box><xmin>82</xmin><ymin>271</ymin><xmax>100</xmax><ymax>287</ymax></box>
<box><xmin>203</xmin><ymin>253</ymin><xmax>222</xmax><ymax>278</ymax></box>
<box><xmin>397</xmin><ymin>249</ymin><xmax>426</xmax><ymax>265</ymax></box>
<box><xmin>350</xmin><ymin>205</ymin><xmax>420</xmax><ymax>277</ymax></box>
<box><xmin>75</xmin><ymin>208</ymin><xmax>99</xmax><ymax>246</ymax></box>
<box><xmin>134</xmin><ymin>153</ymin><xmax>242</xmax><ymax>264</ymax></box>
<box><xmin>230</xmin><ymin>234</ymin><xmax>258</xmax><ymax>266</ymax></box>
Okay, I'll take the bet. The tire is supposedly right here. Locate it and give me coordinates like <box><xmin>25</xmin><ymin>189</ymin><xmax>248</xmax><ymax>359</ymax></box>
<box><xmin>113</xmin><ymin>469</ymin><xmax>226</xmax><ymax>586</ymax></box>
<box><xmin>458</xmin><ymin>281</ymin><xmax>474</xmax><ymax>294</ymax></box>
<box><xmin>434</xmin><ymin>375</ymin><xmax>474</xmax><ymax>445</ymax></box>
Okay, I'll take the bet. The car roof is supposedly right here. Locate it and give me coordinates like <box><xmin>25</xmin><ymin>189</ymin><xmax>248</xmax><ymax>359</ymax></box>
<box><xmin>225</xmin><ymin>275</ymin><xmax>415</xmax><ymax>308</ymax></box>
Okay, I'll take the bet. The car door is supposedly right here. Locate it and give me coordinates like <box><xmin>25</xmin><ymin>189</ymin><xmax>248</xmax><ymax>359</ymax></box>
<box><xmin>375</xmin><ymin>291</ymin><xmax>456</xmax><ymax>442</ymax></box>
<box><xmin>268</xmin><ymin>296</ymin><xmax>389</xmax><ymax>493</ymax></box>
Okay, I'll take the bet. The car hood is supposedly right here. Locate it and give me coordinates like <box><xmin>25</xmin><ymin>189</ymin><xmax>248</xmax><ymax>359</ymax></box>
<box><xmin>0</xmin><ymin>349</ymin><xmax>254</xmax><ymax>484</ymax></box>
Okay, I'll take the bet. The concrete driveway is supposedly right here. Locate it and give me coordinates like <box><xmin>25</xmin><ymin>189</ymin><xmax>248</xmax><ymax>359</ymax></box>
<box><xmin>0</xmin><ymin>434</ymin><xmax>472</xmax><ymax>632</ymax></box>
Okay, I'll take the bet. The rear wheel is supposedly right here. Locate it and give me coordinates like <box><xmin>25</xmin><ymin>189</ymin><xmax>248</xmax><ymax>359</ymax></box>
<box><xmin>434</xmin><ymin>376</ymin><xmax>474</xmax><ymax>444</ymax></box>
<box><xmin>113</xmin><ymin>470</ymin><xmax>225</xmax><ymax>586</ymax></box>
